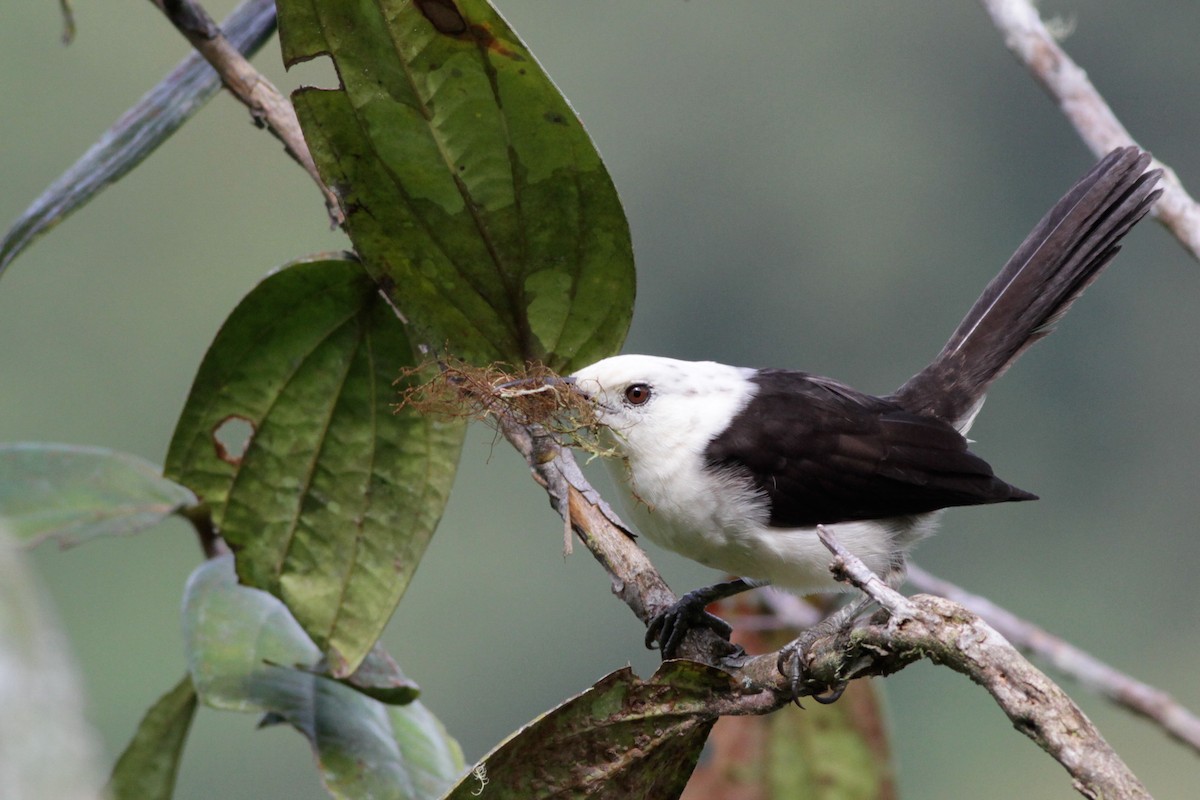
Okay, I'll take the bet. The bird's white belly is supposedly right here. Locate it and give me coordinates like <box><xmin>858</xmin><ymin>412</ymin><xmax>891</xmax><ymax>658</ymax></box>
<box><xmin>606</xmin><ymin>458</ymin><xmax>935</xmax><ymax>593</ymax></box>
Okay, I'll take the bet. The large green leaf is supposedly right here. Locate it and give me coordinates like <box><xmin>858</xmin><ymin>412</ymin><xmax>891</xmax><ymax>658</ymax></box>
<box><xmin>165</xmin><ymin>255</ymin><xmax>466</xmax><ymax>675</ymax></box>
<box><xmin>0</xmin><ymin>0</ymin><xmax>277</xmax><ymax>276</ymax></box>
<box><xmin>107</xmin><ymin>676</ymin><xmax>198</xmax><ymax>800</ymax></box>
<box><xmin>278</xmin><ymin>0</ymin><xmax>635</xmax><ymax>371</ymax></box>
<box><xmin>0</xmin><ymin>443</ymin><xmax>196</xmax><ymax>548</ymax></box>
<box><xmin>183</xmin><ymin>556</ymin><xmax>463</xmax><ymax>799</ymax></box>
<box><xmin>443</xmin><ymin>662</ymin><xmax>730</xmax><ymax>799</ymax></box>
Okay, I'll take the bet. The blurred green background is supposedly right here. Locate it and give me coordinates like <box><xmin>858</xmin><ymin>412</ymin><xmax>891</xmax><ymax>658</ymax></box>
<box><xmin>3</xmin><ymin>1</ymin><xmax>1198</xmax><ymax>797</ymax></box>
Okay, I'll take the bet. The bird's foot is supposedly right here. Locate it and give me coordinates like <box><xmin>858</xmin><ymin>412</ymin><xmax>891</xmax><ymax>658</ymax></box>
<box><xmin>775</xmin><ymin>597</ymin><xmax>874</xmax><ymax>706</ymax></box>
<box><xmin>645</xmin><ymin>578</ymin><xmax>760</xmax><ymax>659</ymax></box>
<box><xmin>646</xmin><ymin>590</ymin><xmax>736</xmax><ymax>659</ymax></box>
<box><xmin>776</xmin><ymin>632</ymin><xmax>848</xmax><ymax>707</ymax></box>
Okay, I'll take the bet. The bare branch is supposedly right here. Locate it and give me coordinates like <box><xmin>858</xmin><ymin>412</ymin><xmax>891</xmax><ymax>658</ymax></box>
<box><xmin>147</xmin><ymin>0</ymin><xmax>342</xmax><ymax>224</ymax></box>
<box><xmin>980</xmin><ymin>0</ymin><xmax>1200</xmax><ymax>262</ymax></box>
<box><xmin>496</xmin><ymin>420</ymin><xmax>745</xmax><ymax>662</ymax></box>
<box><xmin>499</xmin><ymin>419</ymin><xmax>1158</xmax><ymax>795</ymax></box>
<box><xmin>504</xmin><ymin>435</ymin><xmax>1154</xmax><ymax>794</ymax></box>
<box><xmin>814</xmin><ymin>527</ymin><xmax>1151</xmax><ymax>800</ymax></box>
<box><xmin>908</xmin><ymin>563</ymin><xmax>1200</xmax><ymax>757</ymax></box>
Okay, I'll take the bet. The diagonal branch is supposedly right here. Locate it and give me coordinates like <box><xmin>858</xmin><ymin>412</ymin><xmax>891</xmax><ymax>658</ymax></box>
<box><xmin>148</xmin><ymin>0</ymin><xmax>342</xmax><ymax>224</ymax></box>
<box><xmin>908</xmin><ymin>563</ymin><xmax>1200</xmax><ymax>756</ymax></box>
<box><xmin>499</xmin><ymin>417</ymin><xmax>1171</xmax><ymax>794</ymax></box>
<box><xmin>497</xmin><ymin>420</ymin><xmax>715</xmax><ymax>654</ymax></box>
<box><xmin>980</xmin><ymin>0</ymin><xmax>1200</xmax><ymax>262</ymax></box>
<box><xmin>814</xmin><ymin>526</ymin><xmax>1151</xmax><ymax>800</ymax></box>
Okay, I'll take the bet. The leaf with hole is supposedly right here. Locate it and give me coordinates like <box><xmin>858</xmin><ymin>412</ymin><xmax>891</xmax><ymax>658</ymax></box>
<box><xmin>277</xmin><ymin>0</ymin><xmax>635</xmax><ymax>371</ymax></box>
<box><xmin>165</xmin><ymin>255</ymin><xmax>466</xmax><ymax>675</ymax></box>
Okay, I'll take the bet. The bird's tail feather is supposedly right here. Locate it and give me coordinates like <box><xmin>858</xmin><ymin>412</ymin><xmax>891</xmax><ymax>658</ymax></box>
<box><xmin>891</xmin><ymin>147</ymin><xmax>1161</xmax><ymax>428</ymax></box>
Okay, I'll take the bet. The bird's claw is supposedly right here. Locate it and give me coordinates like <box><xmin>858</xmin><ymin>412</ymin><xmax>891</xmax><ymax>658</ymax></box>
<box><xmin>646</xmin><ymin>591</ymin><xmax>734</xmax><ymax>658</ymax></box>
<box><xmin>776</xmin><ymin>638</ymin><xmax>848</xmax><ymax>707</ymax></box>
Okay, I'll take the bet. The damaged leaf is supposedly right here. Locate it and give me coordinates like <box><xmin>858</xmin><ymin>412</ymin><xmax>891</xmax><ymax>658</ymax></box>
<box><xmin>165</xmin><ymin>255</ymin><xmax>465</xmax><ymax>675</ymax></box>
<box><xmin>277</xmin><ymin>0</ymin><xmax>635</xmax><ymax>371</ymax></box>
<box><xmin>443</xmin><ymin>662</ymin><xmax>733</xmax><ymax>799</ymax></box>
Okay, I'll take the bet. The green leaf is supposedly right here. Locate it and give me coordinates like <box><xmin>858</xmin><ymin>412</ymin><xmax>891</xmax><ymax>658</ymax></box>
<box><xmin>107</xmin><ymin>676</ymin><xmax>198</xmax><ymax>800</ymax></box>
<box><xmin>324</xmin><ymin>642</ymin><xmax>421</xmax><ymax>705</ymax></box>
<box><xmin>0</xmin><ymin>0</ymin><xmax>277</xmax><ymax>275</ymax></box>
<box><xmin>278</xmin><ymin>0</ymin><xmax>635</xmax><ymax>371</ymax></box>
<box><xmin>165</xmin><ymin>255</ymin><xmax>466</xmax><ymax>675</ymax></box>
<box><xmin>183</xmin><ymin>556</ymin><xmax>464</xmax><ymax>799</ymax></box>
<box><xmin>0</xmin><ymin>443</ymin><xmax>196</xmax><ymax>548</ymax></box>
<box><xmin>443</xmin><ymin>662</ymin><xmax>730</xmax><ymax>799</ymax></box>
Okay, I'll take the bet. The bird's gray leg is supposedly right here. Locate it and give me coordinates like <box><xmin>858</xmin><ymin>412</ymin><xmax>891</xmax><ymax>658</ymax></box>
<box><xmin>647</xmin><ymin>577</ymin><xmax>766</xmax><ymax>658</ymax></box>
<box><xmin>775</xmin><ymin>596</ymin><xmax>872</xmax><ymax>705</ymax></box>
<box><xmin>777</xmin><ymin>567</ymin><xmax>904</xmax><ymax>705</ymax></box>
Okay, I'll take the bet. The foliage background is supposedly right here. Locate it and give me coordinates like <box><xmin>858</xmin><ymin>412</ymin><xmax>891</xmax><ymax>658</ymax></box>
<box><xmin>2</xmin><ymin>1</ymin><xmax>1198</xmax><ymax>797</ymax></box>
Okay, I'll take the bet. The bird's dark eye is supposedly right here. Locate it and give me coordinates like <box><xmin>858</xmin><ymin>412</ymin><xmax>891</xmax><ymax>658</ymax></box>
<box><xmin>624</xmin><ymin>383</ymin><xmax>652</xmax><ymax>406</ymax></box>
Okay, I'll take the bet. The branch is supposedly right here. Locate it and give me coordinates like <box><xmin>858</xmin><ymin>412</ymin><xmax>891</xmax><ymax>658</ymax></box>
<box><xmin>58</xmin><ymin>0</ymin><xmax>77</xmax><ymax>44</ymax></box>
<box><xmin>502</xmin><ymin>420</ymin><xmax>1156</xmax><ymax>792</ymax></box>
<box><xmin>148</xmin><ymin>0</ymin><xmax>342</xmax><ymax>224</ymax></box>
<box><xmin>908</xmin><ymin>563</ymin><xmax>1200</xmax><ymax>757</ymax></box>
<box><xmin>813</xmin><ymin>527</ymin><xmax>1151</xmax><ymax>800</ymax></box>
<box><xmin>498</xmin><ymin>419</ymin><xmax>1163</xmax><ymax>793</ymax></box>
<box><xmin>498</xmin><ymin>420</ymin><xmax>738</xmax><ymax>666</ymax></box>
<box><xmin>980</xmin><ymin>0</ymin><xmax>1200</xmax><ymax>262</ymax></box>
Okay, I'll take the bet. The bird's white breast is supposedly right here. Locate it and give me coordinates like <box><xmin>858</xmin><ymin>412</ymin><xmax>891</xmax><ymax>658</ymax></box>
<box><xmin>609</xmin><ymin>449</ymin><xmax>928</xmax><ymax>593</ymax></box>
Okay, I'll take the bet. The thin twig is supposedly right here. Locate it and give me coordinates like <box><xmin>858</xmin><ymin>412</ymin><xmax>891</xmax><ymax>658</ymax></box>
<box><xmin>980</xmin><ymin>0</ymin><xmax>1200</xmax><ymax>262</ymax></box>
<box><xmin>908</xmin><ymin>563</ymin><xmax>1200</xmax><ymax>757</ymax></box>
<box><xmin>815</xmin><ymin>527</ymin><xmax>1151</xmax><ymax>800</ymax></box>
<box><xmin>147</xmin><ymin>0</ymin><xmax>342</xmax><ymax>224</ymax></box>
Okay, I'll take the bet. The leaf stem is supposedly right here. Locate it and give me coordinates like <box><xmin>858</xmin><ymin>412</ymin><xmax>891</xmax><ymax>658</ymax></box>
<box><xmin>178</xmin><ymin>503</ymin><xmax>225</xmax><ymax>560</ymax></box>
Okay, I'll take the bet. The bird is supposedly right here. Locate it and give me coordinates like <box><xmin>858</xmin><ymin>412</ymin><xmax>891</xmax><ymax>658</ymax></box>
<box><xmin>565</xmin><ymin>147</ymin><xmax>1161</xmax><ymax>668</ymax></box>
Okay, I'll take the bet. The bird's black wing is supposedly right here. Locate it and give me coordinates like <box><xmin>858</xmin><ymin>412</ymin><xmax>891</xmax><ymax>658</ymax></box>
<box><xmin>703</xmin><ymin>370</ymin><xmax>1035</xmax><ymax>528</ymax></box>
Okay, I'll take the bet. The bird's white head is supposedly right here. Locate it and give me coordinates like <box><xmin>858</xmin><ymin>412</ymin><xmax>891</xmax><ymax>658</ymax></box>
<box><xmin>568</xmin><ymin>355</ymin><xmax>758</xmax><ymax>461</ymax></box>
